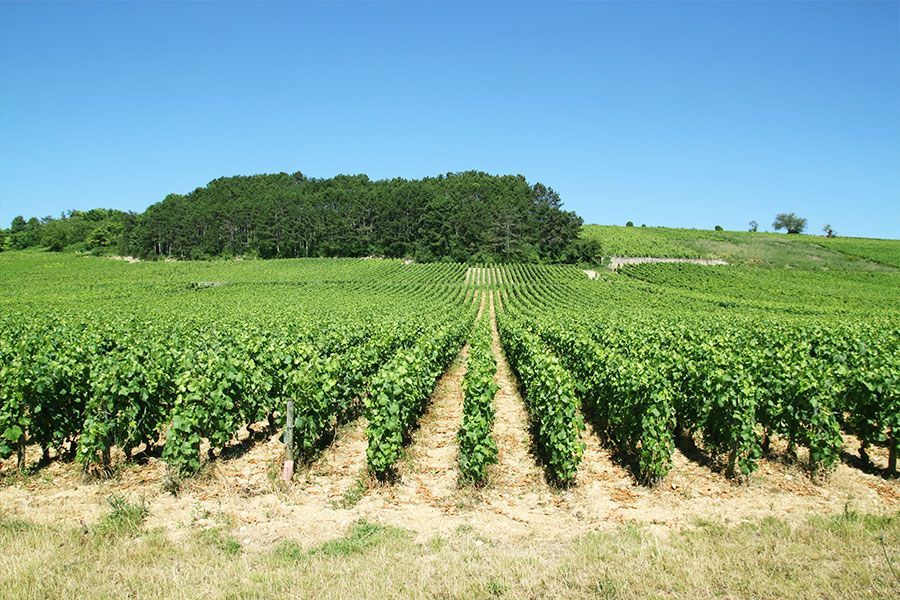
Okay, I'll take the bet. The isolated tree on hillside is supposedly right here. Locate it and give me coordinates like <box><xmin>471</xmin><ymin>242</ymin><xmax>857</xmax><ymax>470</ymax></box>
<box><xmin>823</xmin><ymin>224</ymin><xmax>836</xmax><ymax>238</ymax></box>
<box><xmin>748</xmin><ymin>220</ymin><xmax>758</xmax><ymax>232</ymax></box>
<box><xmin>772</xmin><ymin>212</ymin><xmax>807</xmax><ymax>234</ymax></box>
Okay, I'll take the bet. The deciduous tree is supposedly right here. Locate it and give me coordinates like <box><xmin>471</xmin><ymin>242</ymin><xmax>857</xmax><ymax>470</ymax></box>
<box><xmin>773</xmin><ymin>212</ymin><xmax>807</xmax><ymax>234</ymax></box>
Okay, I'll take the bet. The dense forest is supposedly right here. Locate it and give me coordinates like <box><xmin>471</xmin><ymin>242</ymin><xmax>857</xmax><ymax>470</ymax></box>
<box><xmin>1</xmin><ymin>171</ymin><xmax>598</xmax><ymax>263</ymax></box>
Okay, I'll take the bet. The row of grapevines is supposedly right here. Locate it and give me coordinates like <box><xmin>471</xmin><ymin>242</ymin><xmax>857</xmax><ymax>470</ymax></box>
<box><xmin>284</xmin><ymin>317</ymin><xmax>430</xmax><ymax>460</ymax></box>
<box><xmin>520</xmin><ymin>311</ymin><xmax>845</xmax><ymax>480</ymax></box>
<box><xmin>0</xmin><ymin>279</ymin><xmax>470</xmax><ymax>477</ymax></box>
<box><xmin>495</xmin><ymin>308</ymin><xmax>584</xmax><ymax>486</ymax></box>
<box><xmin>508</xmin><ymin>276</ymin><xmax>899</xmax><ymax>480</ymax></box>
<box><xmin>160</xmin><ymin>279</ymin><xmax>473</xmax><ymax>475</ymax></box>
<box><xmin>365</xmin><ymin>308</ymin><xmax>473</xmax><ymax>479</ymax></box>
<box><xmin>0</xmin><ymin>317</ymin><xmax>111</xmax><ymax>468</ymax></box>
<box><xmin>462</xmin><ymin>264</ymin><xmax>585</xmax><ymax>287</ymax></box>
<box><xmin>147</xmin><ymin>291</ymin><xmax>470</xmax><ymax>475</ymax></box>
<box><xmin>457</xmin><ymin>314</ymin><xmax>499</xmax><ymax>484</ymax></box>
<box><xmin>819</xmin><ymin>329</ymin><xmax>900</xmax><ymax>474</ymax></box>
<box><xmin>529</xmin><ymin>318</ymin><xmax>675</xmax><ymax>483</ymax></box>
<box><xmin>159</xmin><ymin>331</ymin><xmax>279</xmax><ymax>475</ymax></box>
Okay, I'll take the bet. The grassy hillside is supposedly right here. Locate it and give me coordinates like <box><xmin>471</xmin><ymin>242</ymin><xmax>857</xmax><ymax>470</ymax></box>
<box><xmin>581</xmin><ymin>224</ymin><xmax>900</xmax><ymax>271</ymax></box>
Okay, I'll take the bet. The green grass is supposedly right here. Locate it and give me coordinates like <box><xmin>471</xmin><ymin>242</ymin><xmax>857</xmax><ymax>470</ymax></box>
<box><xmin>275</xmin><ymin>519</ymin><xmax>410</xmax><ymax>561</ymax></box>
<box><xmin>93</xmin><ymin>494</ymin><xmax>150</xmax><ymax>538</ymax></box>
<box><xmin>2</xmin><ymin>511</ymin><xmax>898</xmax><ymax>599</ymax></box>
<box><xmin>331</xmin><ymin>473</ymin><xmax>368</xmax><ymax>509</ymax></box>
<box><xmin>307</xmin><ymin>519</ymin><xmax>410</xmax><ymax>557</ymax></box>
<box><xmin>199</xmin><ymin>526</ymin><xmax>243</xmax><ymax>556</ymax></box>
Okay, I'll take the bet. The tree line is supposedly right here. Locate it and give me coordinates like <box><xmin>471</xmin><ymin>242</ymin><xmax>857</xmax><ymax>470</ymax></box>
<box><xmin>2</xmin><ymin>171</ymin><xmax>599</xmax><ymax>263</ymax></box>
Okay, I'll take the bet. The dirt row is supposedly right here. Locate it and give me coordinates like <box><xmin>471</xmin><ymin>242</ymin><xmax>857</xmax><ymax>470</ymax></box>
<box><xmin>1</xmin><ymin>290</ymin><xmax>897</xmax><ymax>550</ymax></box>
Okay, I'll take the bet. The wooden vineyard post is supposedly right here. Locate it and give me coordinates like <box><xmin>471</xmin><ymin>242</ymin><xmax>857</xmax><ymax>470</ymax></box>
<box><xmin>282</xmin><ymin>400</ymin><xmax>294</xmax><ymax>483</ymax></box>
<box><xmin>16</xmin><ymin>402</ymin><xmax>25</xmax><ymax>471</ymax></box>
<box><xmin>889</xmin><ymin>437</ymin><xmax>897</xmax><ymax>478</ymax></box>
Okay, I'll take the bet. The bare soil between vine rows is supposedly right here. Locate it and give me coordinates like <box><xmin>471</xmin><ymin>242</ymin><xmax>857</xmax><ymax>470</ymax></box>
<box><xmin>1</xmin><ymin>293</ymin><xmax>897</xmax><ymax>551</ymax></box>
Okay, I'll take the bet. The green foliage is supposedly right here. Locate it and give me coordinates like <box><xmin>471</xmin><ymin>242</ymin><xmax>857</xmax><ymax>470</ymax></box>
<box><xmin>6</xmin><ymin>209</ymin><xmax>136</xmax><ymax>254</ymax></box>
<box><xmin>284</xmin><ymin>319</ymin><xmax>428</xmax><ymax>463</ymax></box>
<box><xmin>773</xmin><ymin>212</ymin><xmax>807</xmax><ymax>234</ymax></box>
<box><xmin>458</xmin><ymin>315</ymin><xmax>499</xmax><ymax>485</ymax></box>
<box><xmin>80</xmin><ymin>332</ymin><xmax>178</xmax><ymax>473</ymax></box>
<box><xmin>131</xmin><ymin>171</ymin><xmax>582</xmax><ymax>262</ymax></box>
<box><xmin>673</xmin><ymin>334</ymin><xmax>762</xmax><ymax>477</ymax></box>
<box><xmin>0</xmin><ymin>321</ymin><xmax>93</xmax><ymax>465</ymax></box>
<box><xmin>0</xmin><ymin>249</ymin><xmax>897</xmax><ymax>490</ymax></box>
<box><xmin>816</xmin><ymin>236</ymin><xmax>900</xmax><ymax>269</ymax></box>
<box><xmin>622</xmin><ymin>263</ymin><xmax>900</xmax><ymax>315</ymax></box>
<box><xmin>86</xmin><ymin>220</ymin><xmax>125</xmax><ymax>250</ymax></box>
<box><xmin>829</xmin><ymin>335</ymin><xmax>900</xmax><ymax>473</ymax></box>
<box><xmin>0</xmin><ymin>253</ymin><xmax>471</xmax><ymax>477</ymax></box>
<box><xmin>8</xmin><ymin>217</ymin><xmax>42</xmax><ymax>249</ymax></box>
<box><xmin>581</xmin><ymin>225</ymin><xmax>702</xmax><ymax>258</ymax></box>
<box><xmin>581</xmin><ymin>224</ymin><xmax>899</xmax><ymax>270</ymax></box>
<box><xmin>506</xmin><ymin>261</ymin><xmax>898</xmax><ymax>482</ymax></box>
<box><xmin>533</xmin><ymin>320</ymin><xmax>675</xmax><ymax>483</ymax></box>
<box><xmin>562</xmin><ymin>237</ymin><xmax>603</xmax><ymax>264</ymax></box>
<box><xmin>41</xmin><ymin>220</ymin><xmax>68</xmax><ymax>252</ymax></box>
<box><xmin>496</xmin><ymin>310</ymin><xmax>584</xmax><ymax>486</ymax></box>
<box><xmin>365</xmin><ymin>313</ymin><xmax>472</xmax><ymax>478</ymax></box>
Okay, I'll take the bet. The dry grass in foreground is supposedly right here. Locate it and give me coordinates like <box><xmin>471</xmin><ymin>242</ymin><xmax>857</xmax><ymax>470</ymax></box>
<box><xmin>2</xmin><ymin>501</ymin><xmax>898</xmax><ymax>600</ymax></box>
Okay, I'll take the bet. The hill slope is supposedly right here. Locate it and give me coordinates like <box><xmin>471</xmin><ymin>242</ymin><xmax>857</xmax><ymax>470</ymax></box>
<box><xmin>581</xmin><ymin>224</ymin><xmax>900</xmax><ymax>270</ymax></box>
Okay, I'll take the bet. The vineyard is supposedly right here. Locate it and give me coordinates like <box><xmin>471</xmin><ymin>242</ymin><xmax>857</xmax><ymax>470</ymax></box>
<box><xmin>1</xmin><ymin>250</ymin><xmax>898</xmax><ymax>488</ymax></box>
<box><xmin>0</xmin><ymin>255</ymin><xmax>473</xmax><ymax>479</ymax></box>
<box><xmin>1</xmin><ymin>248</ymin><xmax>899</xmax><ymax>598</ymax></box>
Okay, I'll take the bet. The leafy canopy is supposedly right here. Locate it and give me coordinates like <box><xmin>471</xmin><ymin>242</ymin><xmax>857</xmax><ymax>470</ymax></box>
<box><xmin>773</xmin><ymin>212</ymin><xmax>807</xmax><ymax>234</ymax></box>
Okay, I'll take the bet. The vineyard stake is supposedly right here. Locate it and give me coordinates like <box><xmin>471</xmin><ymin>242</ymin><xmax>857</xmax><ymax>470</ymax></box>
<box><xmin>16</xmin><ymin>402</ymin><xmax>25</xmax><ymax>471</ymax></box>
<box><xmin>889</xmin><ymin>438</ymin><xmax>897</xmax><ymax>478</ymax></box>
<box><xmin>282</xmin><ymin>400</ymin><xmax>294</xmax><ymax>483</ymax></box>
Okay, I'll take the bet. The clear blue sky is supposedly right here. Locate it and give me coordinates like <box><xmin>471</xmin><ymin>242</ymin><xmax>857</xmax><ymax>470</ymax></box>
<box><xmin>1</xmin><ymin>1</ymin><xmax>898</xmax><ymax>239</ymax></box>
